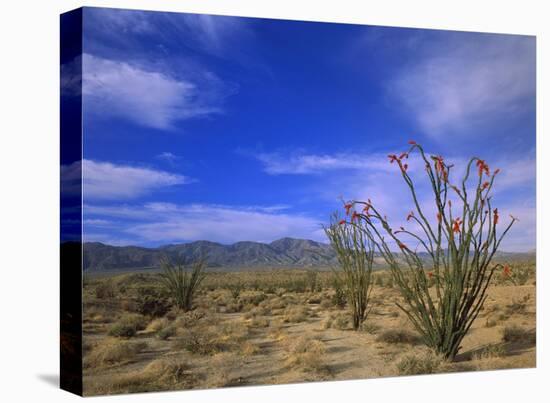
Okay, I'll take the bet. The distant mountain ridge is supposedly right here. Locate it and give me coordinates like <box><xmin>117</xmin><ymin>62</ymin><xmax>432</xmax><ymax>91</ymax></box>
<box><xmin>83</xmin><ymin>237</ymin><xmax>339</xmax><ymax>271</ymax></box>
<box><xmin>82</xmin><ymin>238</ymin><xmax>535</xmax><ymax>272</ymax></box>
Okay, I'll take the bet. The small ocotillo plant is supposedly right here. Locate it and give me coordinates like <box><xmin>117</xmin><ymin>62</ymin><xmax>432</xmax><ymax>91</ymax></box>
<box><xmin>159</xmin><ymin>257</ymin><xmax>207</xmax><ymax>312</ymax></box>
<box><xmin>325</xmin><ymin>214</ymin><xmax>374</xmax><ymax>330</ymax></box>
<box><xmin>340</xmin><ymin>141</ymin><xmax>516</xmax><ymax>358</ymax></box>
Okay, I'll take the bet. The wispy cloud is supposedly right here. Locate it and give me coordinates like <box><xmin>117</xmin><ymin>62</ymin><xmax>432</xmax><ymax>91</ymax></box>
<box><xmin>254</xmin><ymin>151</ymin><xmax>392</xmax><ymax>175</ymax></box>
<box><xmin>156</xmin><ymin>152</ymin><xmax>181</xmax><ymax>165</ymax></box>
<box><xmin>385</xmin><ymin>35</ymin><xmax>535</xmax><ymax>139</ymax></box>
<box><xmin>82</xmin><ymin>159</ymin><xmax>193</xmax><ymax>200</ymax></box>
<box><xmin>82</xmin><ymin>54</ymin><xmax>231</xmax><ymax>129</ymax></box>
<box><xmin>84</xmin><ymin>202</ymin><xmax>324</xmax><ymax>245</ymax></box>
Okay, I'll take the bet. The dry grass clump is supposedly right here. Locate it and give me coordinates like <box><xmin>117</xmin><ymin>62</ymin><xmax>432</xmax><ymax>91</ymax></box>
<box><xmin>501</xmin><ymin>325</ymin><xmax>536</xmax><ymax>344</ymax></box>
<box><xmin>243</xmin><ymin>306</ymin><xmax>271</xmax><ymax>319</ymax></box>
<box><xmin>108</xmin><ymin>313</ymin><xmax>148</xmax><ymax>338</ymax></box>
<box><xmin>173</xmin><ymin>310</ymin><xmax>206</xmax><ymax>328</ymax></box>
<box><xmin>472</xmin><ymin>344</ymin><xmax>507</xmax><ymax>361</ymax></box>
<box><xmin>322</xmin><ymin>312</ymin><xmax>351</xmax><ymax>330</ymax></box>
<box><xmin>396</xmin><ymin>351</ymin><xmax>444</xmax><ymax>375</ymax></box>
<box><xmin>174</xmin><ymin>321</ymin><xmax>249</xmax><ymax>355</ymax></box>
<box><xmin>238</xmin><ymin>291</ymin><xmax>268</xmax><ymax>307</ymax></box>
<box><xmin>248</xmin><ymin>317</ymin><xmax>270</xmax><ymax>328</ymax></box>
<box><xmin>206</xmin><ymin>352</ymin><xmax>243</xmax><ymax>388</ymax></box>
<box><xmin>173</xmin><ymin>326</ymin><xmax>223</xmax><ymax>355</ymax></box>
<box><xmin>504</xmin><ymin>295</ymin><xmax>531</xmax><ymax>316</ymax></box>
<box><xmin>282</xmin><ymin>306</ymin><xmax>309</xmax><ymax>323</ymax></box>
<box><xmin>85</xmin><ymin>338</ymin><xmax>147</xmax><ymax>368</ymax></box>
<box><xmin>376</xmin><ymin>329</ymin><xmax>420</xmax><ymax>345</ymax></box>
<box><xmin>95</xmin><ymin>279</ymin><xmax>117</xmax><ymax>299</ymax></box>
<box><xmin>285</xmin><ymin>335</ymin><xmax>328</xmax><ymax>373</ymax></box>
<box><xmin>145</xmin><ymin>317</ymin><xmax>170</xmax><ymax>333</ymax></box>
<box><xmin>84</xmin><ymin>356</ymin><xmax>196</xmax><ymax>395</ymax></box>
<box><xmin>241</xmin><ymin>341</ymin><xmax>260</xmax><ymax>356</ymax></box>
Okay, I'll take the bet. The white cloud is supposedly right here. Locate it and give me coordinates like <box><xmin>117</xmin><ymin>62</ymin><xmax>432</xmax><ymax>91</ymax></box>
<box><xmin>82</xmin><ymin>54</ymin><xmax>225</xmax><ymax>129</ymax></box>
<box><xmin>156</xmin><ymin>152</ymin><xmax>180</xmax><ymax>164</ymax></box>
<box><xmin>82</xmin><ymin>159</ymin><xmax>193</xmax><ymax>200</ymax></box>
<box><xmin>386</xmin><ymin>36</ymin><xmax>535</xmax><ymax>138</ymax></box>
<box><xmin>255</xmin><ymin>151</ymin><xmax>392</xmax><ymax>175</ymax></box>
<box><xmin>85</xmin><ymin>202</ymin><xmax>324</xmax><ymax>245</ymax></box>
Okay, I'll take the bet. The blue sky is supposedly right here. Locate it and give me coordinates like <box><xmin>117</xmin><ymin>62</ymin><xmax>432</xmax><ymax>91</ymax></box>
<box><xmin>74</xmin><ymin>7</ymin><xmax>536</xmax><ymax>251</ymax></box>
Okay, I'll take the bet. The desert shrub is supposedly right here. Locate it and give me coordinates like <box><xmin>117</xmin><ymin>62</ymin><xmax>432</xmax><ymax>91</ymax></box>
<box><xmin>282</xmin><ymin>306</ymin><xmax>309</xmax><ymax>323</ymax></box>
<box><xmin>248</xmin><ymin>317</ymin><xmax>270</xmax><ymax>328</ymax></box>
<box><xmin>505</xmin><ymin>294</ymin><xmax>530</xmax><ymax>316</ymax></box>
<box><xmin>305</xmin><ymin>270</ymin><xmax>319</xmax><ymax>293</ymax></box>
<box><xmin>238</xmin><ymin>292</ymin><xmax>267</xmax><ymax>307</ymax></box>
<box><xmin>472</xmin><ymin>344</ymin><xmax>506</xmax><ymax>360</ymax></box>
<box><xmin>362</xmin><ymin>322</ymin><xmax>381</xmax><ymax>334</ymax></box>
<box><xmin>145</xmin><ymin>317</ymin><xmax>170</xmax><ymax>333</ymax></box>
<box><xmin>135</xmin><ymin>293</ymin><xmax>171</xmax><ymax>318</ymax></box>
<box><xmin>85</xmin><ymin>357</ymin><xmax>196</xmax><ymax>394</ymax></box>
<box><xmin>343</xmin><ymin>141</ymin><xmax>517</xmax><ymax>359</ymax></box>
<box><xmin>502</xmin><ymin>325</ymin><xmax>536</xmax><ymax>344</ymax></box>
<box><xmin>174</xmin><ymin>327</ymin><xmax>223</xmax><ymax>355</ymax></box>
<box><xmin>160</xmin><ymin>258</ymin><xmax>207</xmax><ymax>312</ymax></box>
<box><xmin>285</xmin><ymin>335</ymin><xmax>327</xmax><ymax>372</ymax></box>
<box><xmin>243</xmin><ymin>306</ymin><xmax>270</xmax><ymax>319</ymax></box>
<box><xmin>396</xmin><ymin>352</ymin><xmax>443</xmax><ymax>375</ymax></box>
<box><xmin>376</xmin><ymin>329</ymin><xmax>420</xmax><ymax>345</ymax></box>
<box><xmin>142</xmin><ymin>357</ymin><xmax>191</xmax><ymax>386</ymax></box>
<box><xmin>332</xmin><ymin>313</ymin><xmax>350</xmax><ymax>330</ymax></box>
<box><xmin>228</xmin><ymin>281</ymin><xmax>244</xmax><ymax>299</ymax></box>
<box><xmin>325</xmin><ymin>216</ymin><xmax>374</xmax><ymax>330</ymax></box>
<box><xmin>95</xmin><ymin>280</ymin><xmax>116</xmax><ymax>299</ymax></box>
<box><xmin>330</xmin><ymin>275</ymin><xmax>347</xmax><ymax>308</ymax></box>
<box><xmin>108</xmin><ymin>313</ymin><xmax>148</xmax><ymax>338</ymax></box>
<box><xmin>85</xmin><ymin>338</ymin><xmax>147</xmax><ymax>368</ymax></box>
<box><xmin>208</xmin><ymin>352</ymin><xmax>243</xmax><ymax>388</ymax></box>
<box><xmin>157</xmin><ymin>325</ymin><xmax>177</xmax><ymax>340</ymax></box>
<box><xmin>320</xmin><ymin>298</ymin><xmax>332</xmax><ymax>309</ymax></box>
<box><xmin>173</xmin><ymin>310</ymin><xmax>205</xmax><ymax>328</ymax></box>
<box><xmin>241</xmin><ymin>341</ymin><xmax>261</xmax><ymax>356</ymax></box>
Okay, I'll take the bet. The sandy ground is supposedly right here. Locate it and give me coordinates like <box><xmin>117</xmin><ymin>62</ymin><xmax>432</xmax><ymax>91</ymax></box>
<box><xmin>82</xmin><ymin>281</ymin><xmax>536</xmax><ymax>395</ymax></box>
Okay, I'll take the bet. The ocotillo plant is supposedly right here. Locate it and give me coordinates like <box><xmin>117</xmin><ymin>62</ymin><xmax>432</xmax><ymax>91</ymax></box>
<box><xmin>325</xmin><ymin>214</ymin><xmax>375</xmax><ymax>330</ymax></box>
<box><xmin>159</xmin><ymin>258</ymin><xmax>207</xmax><ymax>312</ymax></box>
<box><xmin>340</xmin><ymin>141</ymin><xmax>516</xmax><ymax>358</ymax></box>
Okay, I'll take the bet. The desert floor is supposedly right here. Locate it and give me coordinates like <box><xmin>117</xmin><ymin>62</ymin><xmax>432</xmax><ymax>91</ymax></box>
<box><xmin>82</xmin><ymin>270</ymin><xmax>536</xmax><ymax>396</ymax></box>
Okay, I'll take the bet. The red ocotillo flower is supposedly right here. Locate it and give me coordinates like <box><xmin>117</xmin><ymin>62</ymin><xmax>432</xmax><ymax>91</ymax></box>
<box><xmin>363</xmin><ymin>203</ymin><xmax>371</xmax><ymax>214</ymax></box>
<box><xmin>434</xmin><ymin>156</ymin><xmax>445</xmax><ymax>175</ymax></box>
<box><xmin>502</xmin><ymin>264</ymin><xmax>512</xmax><ymax>278</ymax></box>
<box><xmin>442</xmin><ymin>168</ymin><xmax>449</xmax><ymax>182</ymax></box>
<box><xmin>344</xmin><ymin>203</ymin><xmax>353</xmax><ymax>215</ymax></box>
<box><xmin>351</xmin><ymin>211</ymin><xmax>360</xmax><ymax>222</ymax></box>
<box><xmin>476</xmin><ymin>159</ymin><xmax>490</xmax><ymax>176</ymax></box>
<box><xmin>427</xmin><ymin>271</ymin><xmax>434</xmax><ymax>279</ymax></box>
<box><xmin>408</xmin><ymin>140</ymin><xmax>417</xmax><ymax>145</ymax></box>
<box><xmin>398</xmin><ymin>242</ymin><xmax>408</xmax><ymax>251</ymax></box>
<box><xmin>403</xmin><ymin>163</ymin><xmax>409</xmax><ymax>172</ymax></box>
<box><xmin>494</xmin><ymin>168</ymin><xmax>501</xmax><ymax>175</ymax></box>
<box><xmin>452</xmin><ymin>218</ymin><xmax>462</xmax><ymax>233</ymax></box>
<box><xmin>437</xmin><ymin>212</ymin><xmax>442</xmax><ymax>223</ymax></box>
<box><xmin>338</xmin><ymin>219</ymin><xmax>346</xmax><ymax>225</ymax></box>
<box><xmin>481</xmin><ymin>181</ymin><xmax>490</xmax><ymax>191</ymax></box>
<box><xmin>399</xmin><ymin>152</ymin><xmax>408</xmax><ymax>160</ymax></box>
<box><xmin>493</xmin><ymin>208</ymin><xmax>499</xmax><ymax>225</ymax></box>
<box><xmin>406</xmin><ymin>211</ymin><xmax>414</xmax><ymax>221</ymax></box>
<box><xmin>388</xmin><ymin>154</ymin><xmax>399</xmax><ymax>164</ymax></box>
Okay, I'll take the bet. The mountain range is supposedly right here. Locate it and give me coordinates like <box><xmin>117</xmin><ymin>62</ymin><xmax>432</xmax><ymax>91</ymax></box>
<box><xmin>81</xmin><ymin>238</ymin><xmax>535</xmax><ymax>272</ymax></box>
<box><xmin>83</xmin><ymin>238</ymin><xmax>339</xmax><ymax>271</ymax></box>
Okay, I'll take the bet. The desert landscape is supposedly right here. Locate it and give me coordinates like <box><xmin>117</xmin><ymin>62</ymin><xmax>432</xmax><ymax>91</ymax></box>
<box><xmin>82</xmin><ymin>257</ymin><xmax>535</xmax><ymax>396</ymax></box>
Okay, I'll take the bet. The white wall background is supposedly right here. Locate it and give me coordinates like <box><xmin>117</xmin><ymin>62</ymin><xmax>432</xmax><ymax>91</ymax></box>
<box><xmin>0</xmin><ymin>1</ymin><xmax>547</xmax><ymax>402</ymax></box>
